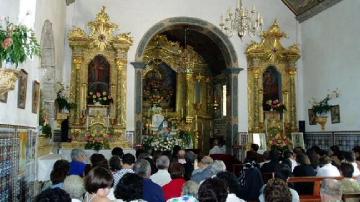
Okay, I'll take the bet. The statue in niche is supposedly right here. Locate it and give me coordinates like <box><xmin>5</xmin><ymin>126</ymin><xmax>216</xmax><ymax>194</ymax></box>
<box><xmin>263</xmin><ymin>66</ymin><xmax>282</xmax><ymax>111</ymax></box>
<box><xmin>88</xmin><ymin>55</ymin><xmax>110</xmax><ymax>95</ymax></box>
<box><xmin>143</xmin><ymin>63</ymin><xmax>176</xmax><ymax>111</ymax></box>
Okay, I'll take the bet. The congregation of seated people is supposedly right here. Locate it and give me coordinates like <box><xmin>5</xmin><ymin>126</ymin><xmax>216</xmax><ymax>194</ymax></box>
<box><xmin>35</xmin><ymin>143</ymin><xmax>360</xmax><ymax>202</ymax></box>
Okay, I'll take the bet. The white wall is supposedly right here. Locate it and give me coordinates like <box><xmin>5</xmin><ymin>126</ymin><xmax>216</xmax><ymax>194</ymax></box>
<box><xmin>64</xmin><ymin>0</ymin><xmax>299</xmax><ymax>132</ymax></box>
<box><xmin>301</xmin><ymin>0</ymin><xmax>360</xmax><ymax>131</ymax></box>
<box><xmin>0</xmin><ymin>0</ymin><xmax>66</xmax><ymax>127</ymax></box>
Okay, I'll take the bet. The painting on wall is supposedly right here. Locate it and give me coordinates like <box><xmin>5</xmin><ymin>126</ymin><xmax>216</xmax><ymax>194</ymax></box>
<box><xmin>17</xmin><ymin>69</ymin><xmax>28</xmax><ymax>109</ymax></box>
<box><xmin>331</xmin><ymin>105</ymin><xmax>340</xmax><ymax>124</ymax></box>
<box><xmin>32</xmin><ymin>81</ymin><xmax>40</xmax><ymax>114</ymax></box>
<box><xmin>308</xmin><ymin>109</ymin><xmax>316</xmax><ymax>125</ymax></box>
<box><xmin>0</xmin><ymin>92</ymin><xmax>8</xmax><ymax>103</ymax></box>
<box><xmin>291</xmin><ymin>132</ymin><xmax>305</xmax><ymax>149</ymax></box>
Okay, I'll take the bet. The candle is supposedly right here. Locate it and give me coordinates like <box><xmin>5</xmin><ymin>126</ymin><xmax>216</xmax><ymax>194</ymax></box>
<box><xmin>237</xmin><ymin>0</ymin><xmax>240</xmax><ymax>8</ymax></box>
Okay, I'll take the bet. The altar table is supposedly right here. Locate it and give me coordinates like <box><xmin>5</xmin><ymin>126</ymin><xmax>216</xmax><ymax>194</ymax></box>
<box><xmin>37</xmin><ymin>153</ymin><xmax>63</xmax><ymax>181</ymax></box>
<box><xmin>59</xmin><ymin>149</ymin><xmax>136</xmax><ymax>162</ymax></box>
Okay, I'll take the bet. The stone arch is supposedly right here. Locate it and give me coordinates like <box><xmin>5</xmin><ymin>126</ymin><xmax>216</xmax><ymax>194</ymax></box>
<box><xmin>132</xmin><ymin>17</ymin><xmax>242</xmax><ymax>152</ymax></box>
<box><xmin>135</xmin><ymin>17</ymin><xmax>238</xmax><ymax>68</ymax></box>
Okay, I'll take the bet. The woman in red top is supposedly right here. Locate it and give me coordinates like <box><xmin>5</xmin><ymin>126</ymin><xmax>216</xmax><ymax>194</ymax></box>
<box><xmin>163</xmin><ymin>162</ymin><xmax>186</xmax><ymax>200</ymax></box>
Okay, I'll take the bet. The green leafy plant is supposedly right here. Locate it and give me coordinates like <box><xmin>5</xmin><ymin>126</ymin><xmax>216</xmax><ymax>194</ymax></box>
<box><xmin>178</xmin><ymin>130</ymin><xmax>192</xmax><ymax>146</ymax></box>
<box><xmin>41</xmin><ymin>124</ymin><xmax>52</xmax><ymax>138</ymax></box>
<box><xmin>55</xmin><ymin>84</ymin><xmax>75</xmax><ymax>111</ymax></box>
<box><xmin>310</xmin><ymin>89</ymin><xmax>339</xmax><ymax>116</ymax></box>
<box><xmin>0</xmin><ymin>17</ymin><xmax>40</xmax><ymax>67</ymax></box>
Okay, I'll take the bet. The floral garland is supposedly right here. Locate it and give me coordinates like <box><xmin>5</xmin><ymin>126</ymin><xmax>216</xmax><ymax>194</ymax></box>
<box><xmin>264</xmin><ymin>99</ymin><xmax>286</xmax><ymax>113</ymax></box>
<box><xmin>87</xmin><ymin>91</ymin><xmax>113</xmax><ymax>105</ymax></box>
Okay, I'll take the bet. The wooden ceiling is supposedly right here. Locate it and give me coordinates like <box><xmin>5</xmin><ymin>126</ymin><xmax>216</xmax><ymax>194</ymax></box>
<box><xmin>282</xmin><ymin>0</ymin><xmax>343</xmax><ymax>22</ymax></box>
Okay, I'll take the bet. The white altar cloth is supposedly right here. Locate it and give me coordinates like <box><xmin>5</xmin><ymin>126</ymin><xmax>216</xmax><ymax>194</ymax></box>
<box><xmin>59</xmin><ymin>149</ymin><xmax>136</xmax><ymax>162</ymax></box>
<box><xmin>37</xmin><ymin>153</ymin><xmax>63</xmax><ymax>181</ymax></box>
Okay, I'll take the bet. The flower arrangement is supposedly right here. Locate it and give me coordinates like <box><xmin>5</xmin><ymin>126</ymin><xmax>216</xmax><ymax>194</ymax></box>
<box><xmin>87</xmin><ymin>91</ymin><xmax>113</xmax><ymax>105</ymax></box>
<box><xmin>0</xmin><ymin>17</ymin><xmax>40</xmax><ymax>67</ymax></box>
<box><xmin>310</xmin><ymin>89</ymin><xmax>339</xmax><ymax>116</ymax></box>
<box><xmin>264</xmin><ymin>99</ymin><xmax>287</xmax><ymax>113</ymax></box>
<box><xmin>55</xmin><ymin>83</ymin><xmax>75</xmax><ymax>111</ymax></box>
<box><xmin>143</xmin><ymin>135</ymin><xmax>186</xmax><ymax>152</ymax></box>
<box><xmin>268</xmin><ymin>127</ymin><xmax>291</xmax><ymax>151</ymax></box>
<box><xmin>84</xmin><ymin>130</ymin><xmax>112</xmax><ymax>151</ymax></box>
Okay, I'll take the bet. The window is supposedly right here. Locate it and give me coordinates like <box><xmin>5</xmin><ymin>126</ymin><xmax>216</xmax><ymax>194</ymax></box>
<box><xmin>222</xmin><ymin>85</ymin><xmax>226</xmax><ymax>116</ymax></box>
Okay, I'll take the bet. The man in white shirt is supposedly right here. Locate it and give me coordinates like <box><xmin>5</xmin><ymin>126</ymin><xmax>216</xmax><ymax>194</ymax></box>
<box><xmin>316</xmin><ymin>156</ymin><xmax>341</xmax><ymax>177</ymax></box>
<box><xmin>150</xmin><ymin>155</ymin><xmax>171</xmax><ymax>186</ymax></box>
<box><xmin>209</xmin><ymin>138</ymin><xmax>226</xmax><ymax>155</ymax></box>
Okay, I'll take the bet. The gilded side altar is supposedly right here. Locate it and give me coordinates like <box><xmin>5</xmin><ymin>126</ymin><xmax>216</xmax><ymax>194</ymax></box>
<box><xmin>64</xmin><ymin>7</ymin><xmax>132</xmax><ymax>148</ymax></box>
<box><xmin>246</xmin><ymin>20</ymin><xmax>301</xmax><ymax>147</ymax></box>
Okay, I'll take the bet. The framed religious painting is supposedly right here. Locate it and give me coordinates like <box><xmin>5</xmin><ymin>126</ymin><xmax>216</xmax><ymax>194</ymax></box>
<box><xmin>32</xmin><ymin>81</ymin><xmax>40</xmax><ymax>114</ymax></box>
<box><xmin>291</xmin><ymin>132</ymin><xmax>305</xmax><ymax>149</ymax></box>
<box><xmin>252</xmin><ymin>133</ymin><xmax>267</xmax><ymax>153</ymax></box>
<box><xmin>17</xmin><ymin>69</ymin><xmax>28</xmax><ymax>109</ymax></box>
<box><xmin>308</xmin><ymin>109</ymin><xmax>316</xmax><ymax>125</ymax></box>
<box><xmin>0</xmin><ymin>92</ymin><xmax>8</xmax><ymax>103</ymax></box>
<box><xmin>331</xmin><ymin>105</ymin><xmax>340</xmax><ymax>124</ymax></box>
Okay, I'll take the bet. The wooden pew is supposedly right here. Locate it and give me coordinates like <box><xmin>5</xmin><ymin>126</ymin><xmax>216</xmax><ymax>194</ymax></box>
<box><xmin>288</xmin><ymin>176</ymin><xmax>345</xmax><ymax>202</ymax></box>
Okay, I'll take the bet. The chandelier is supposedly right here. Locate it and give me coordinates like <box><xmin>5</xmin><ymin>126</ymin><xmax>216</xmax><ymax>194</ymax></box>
<box><xmin>178</xmin><ymin>28</ymin><xmax>193</xmax><ymax>73</ymax></box>
<box><xmin>219</xmin><ymin>0</ymin><xmax>264</xmax><ymax>39</ymax></box>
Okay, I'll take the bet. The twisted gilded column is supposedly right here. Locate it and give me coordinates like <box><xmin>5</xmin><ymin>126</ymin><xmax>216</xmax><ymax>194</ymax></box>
<box><xmin>185</xmin><ymin>72</ymin><xmax>195</xmax><ymax>120</ymax></box>
<box><xmin>176</xmin><ymin>72</ymin><xmax>186</xmax><ymax>119</ymax></box>
<box><xmin>115</xmin><ymin>57</ymin><xmax>127</xmax><ymax>127</ymax></box>
<box><xmin>253</xmin><ymin>69</ymin><xmax>260</xmax><ymax>132</ymax></box>
<box><xmin>288</xmin><ymin>68</ymin><xmax>297</xmax><ymax>130</ymax></box>
<box><xmin>73</xmin><ymin>56</ymin><xmax>83</xmax><ymax>125</ymax></box>
<box><xmin>131</xmin><ymin>62</ymin><xmax>146</xmax><ymax>144</ymax></box>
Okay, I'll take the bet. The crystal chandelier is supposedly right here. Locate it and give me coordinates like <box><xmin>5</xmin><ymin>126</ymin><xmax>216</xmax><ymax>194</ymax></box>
<box><xmin>219</xmin><ymin>0</ymin><xmax>264</xmax><ymax>39</ymax></box>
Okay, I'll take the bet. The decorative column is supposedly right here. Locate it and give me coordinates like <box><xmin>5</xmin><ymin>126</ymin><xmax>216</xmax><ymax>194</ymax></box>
<box><xmin>131</xmin><ymin>62</ymin><xmax>146</xmax><ymax>144</ymax></box>
<box><xmin>185</xmin><ymin>72</ymin><xmax>195</xmax><ymax>121</ymax></box>
<box><xmin>226</xmin><ymin>67</ymin><xmax>242</xmax><ymax>154</ymax></box>
<box><xmin>288</xmin><ymin>67</ymin><xmax>297</xmax><ymax>131</ymax></box>
<box><xmin>114</xmin><ymin>57</ymin><xmax>127</xmax><ymax>128</ymax></box>
<box><xmin>176</xmin><ymin>72</ymin><xmax>186</xmax><ymax>119</ymax></box>
<box><xmin>73</xmin><ymin>56</ymin><xmax>83</xmax><ymax>125</ymax></box>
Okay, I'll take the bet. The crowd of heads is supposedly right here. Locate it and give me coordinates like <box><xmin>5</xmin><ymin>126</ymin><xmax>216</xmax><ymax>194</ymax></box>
<box><xmin>35</xmin><ymin>143</ymin><xmax>360</xmax><ymax>202</ymax></box>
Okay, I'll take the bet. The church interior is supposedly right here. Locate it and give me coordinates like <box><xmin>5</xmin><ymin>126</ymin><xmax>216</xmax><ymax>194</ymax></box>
<box><xmin>0</xmin><ymin>0</ymin><xmax>360</xmax><ymax>201</ymax></box>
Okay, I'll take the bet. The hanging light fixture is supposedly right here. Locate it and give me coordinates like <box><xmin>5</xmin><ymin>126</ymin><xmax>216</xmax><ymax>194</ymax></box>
<box><xmin>179</xmin><ymin>27</ymin><xmax>192</xmax><ymax>73</ymax></box>
<box><xmin>219</xmin><ymin>0</ymin><xmax>264</xmax><ymax>39</ymax></box>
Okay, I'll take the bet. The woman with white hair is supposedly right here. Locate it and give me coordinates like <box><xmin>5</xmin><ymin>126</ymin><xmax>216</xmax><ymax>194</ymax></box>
<box><xmin>167</xmin><ymin>180</ymin><xmax>199</xmax><ymax>202</ymax></box>
<box><xmin>64</xmin><ymin>175</ymin><xmax>85</xmax><ymax>202</ymax></box>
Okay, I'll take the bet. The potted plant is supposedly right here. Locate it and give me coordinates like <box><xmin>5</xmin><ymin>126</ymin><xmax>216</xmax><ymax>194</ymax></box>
<box><xmin>310</xmin><ymin>89</ymin><xmax>339</xmax><ymax>130</ymax></box>
<box><xmin>0</xmin><ymin>17</ymin><xmax>41</xmax><ymax>95</ymax></box>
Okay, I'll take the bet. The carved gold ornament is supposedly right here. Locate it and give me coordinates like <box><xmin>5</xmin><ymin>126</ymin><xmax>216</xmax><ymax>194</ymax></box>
<box><xmin>0</xmin><ymin>69</ymin><xmax>20</xmax><ymax>95</ymax></box>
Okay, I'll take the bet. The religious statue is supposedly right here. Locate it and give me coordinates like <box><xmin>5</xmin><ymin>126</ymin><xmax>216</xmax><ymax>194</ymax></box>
<box><xmin>88</xmin><ymin>55</ymin><xmax>110</xmax><ymax>95</ymax></box>
<box><xmin>262</xmin><ymin>66</ymin><xmax>281</xmax><ymax>111</ymax></box>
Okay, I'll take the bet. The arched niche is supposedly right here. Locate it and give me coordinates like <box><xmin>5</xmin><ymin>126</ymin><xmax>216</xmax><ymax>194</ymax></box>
<box><xmin>262</xmin><ymin>66</ymin><xmax>282</xmax><ymax>110</ymax></box>
<box><xmin>132</xmin><ymin>17</ymin><xmax>242</xmax><ymax>152</ymax></box>
<box><xmin>246</xmin><ymin>20</ymin><xmax>300</xmax><ymax>133</ymax></box>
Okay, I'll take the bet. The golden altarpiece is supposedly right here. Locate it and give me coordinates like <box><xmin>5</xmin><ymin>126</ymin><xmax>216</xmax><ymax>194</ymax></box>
<box><xmin>141</xmin><ymin>35</ymin><xmax>217</xmax><ymax>150</ymax></box>
<box><xmin>247</xmin><ymin>21</ymin><xmax>300</xmax><ymax>147</ymax></box>
<box><xmin>63</xmin><ymin>7</ymin><xmax>132</xmax><ymax>148</ymax></box>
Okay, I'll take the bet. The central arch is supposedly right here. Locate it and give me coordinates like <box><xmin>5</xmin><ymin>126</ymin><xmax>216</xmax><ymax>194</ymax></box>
<box><xmin>132</xmin><ymin>17</ymin><xmax>242</xmax><ymax>153</ymax></box>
